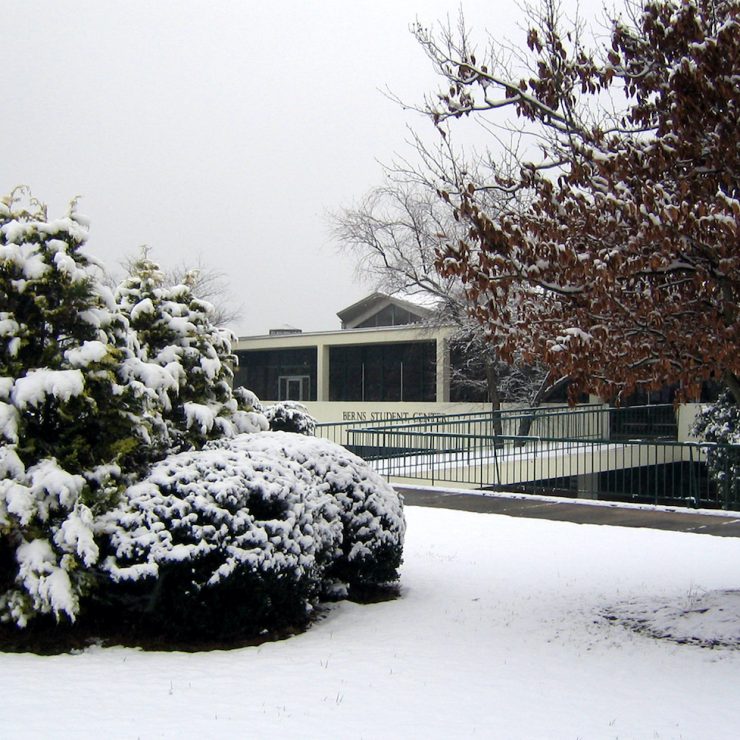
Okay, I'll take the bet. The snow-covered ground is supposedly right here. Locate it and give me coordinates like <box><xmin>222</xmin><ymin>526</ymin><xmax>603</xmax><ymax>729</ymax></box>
<box><xmin>3</xmin><ymin>505</ymin><xmax>740</xmax><ymax>739</ymax></box>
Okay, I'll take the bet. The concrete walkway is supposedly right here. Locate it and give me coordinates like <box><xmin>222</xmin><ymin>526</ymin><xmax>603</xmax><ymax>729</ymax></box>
<box><xmin>396</xmin><ymin>484</ymin><xmax>740</xmax><ymax>538</ymax></box>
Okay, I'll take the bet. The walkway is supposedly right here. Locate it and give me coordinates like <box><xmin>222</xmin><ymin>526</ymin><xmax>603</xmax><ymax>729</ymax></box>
<box><xmin>396</xmin><ymin>484</ymin><xmax>740</xmax><ymax>538</ymax></box>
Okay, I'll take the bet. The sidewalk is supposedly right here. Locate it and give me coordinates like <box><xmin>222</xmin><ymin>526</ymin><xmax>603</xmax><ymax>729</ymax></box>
<box><xmin>396</xmin><ymin>484</ymin><xmax>740</xmax><ymax>538</ymax></box>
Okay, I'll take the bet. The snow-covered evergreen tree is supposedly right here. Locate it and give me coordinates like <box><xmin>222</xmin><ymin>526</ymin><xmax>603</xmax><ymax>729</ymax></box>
<box><xmin>692</xmin><ymin>392</ymin><xmax>740</xmax><ymax>506</ymax></box>
<box><xmin>116</xmin><ymin>254</ymin><xmax>266</xmax><ymax>453</ymax></box>
<box><xmin>0</xmin><ymin>190</ymin><xmax>170</xmax><ymax>626</ymax></box>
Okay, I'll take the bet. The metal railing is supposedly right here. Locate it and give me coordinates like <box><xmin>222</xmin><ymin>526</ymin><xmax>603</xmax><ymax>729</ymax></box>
<box><xmin>350</xmin><ymin>430</ymin><xmax>738</xmax><ymax>509</ymax></box>
<box><xmin>315</xmin><ymin>405</ymin><xmax>738</xmax><ymax>509</ymax></box>
<box><xmin>316</xmin><ymin>403</ymin><xmax>678</xmax><ymax>447</ymax></box>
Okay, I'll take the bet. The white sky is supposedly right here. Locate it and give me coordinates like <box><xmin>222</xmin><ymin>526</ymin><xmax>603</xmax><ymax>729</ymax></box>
<box><xmin>2</xmin><ymin>0</ymin><xmax>602</xmax><ymax>337</ymax></box>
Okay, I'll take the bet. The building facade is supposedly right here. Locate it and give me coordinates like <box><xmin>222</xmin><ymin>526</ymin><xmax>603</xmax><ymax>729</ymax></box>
<box><xmin>233</xmin><ymin>291</ymin><xmax>706</xmax><ymax>440</ymax></box>
<box><xmin>233</xmin><ymin>293</ymin><xmax>493</xmax><ymax>423</ymax></box>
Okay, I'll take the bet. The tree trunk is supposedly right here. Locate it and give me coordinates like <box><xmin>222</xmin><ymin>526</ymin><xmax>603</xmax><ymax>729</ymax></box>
<box><xmin>723</xmin><ymin>371</ymin><xmax>740</xmax><ymax>406</ymax></box>
<box><xmin>516</xmin><ymin>373</ymin><xmax>570</xmax><ymax>439</ymax></box>
<box><xmin>484</xmin><ymin>359</ymin><xmax>504</xmax><ymax>440</ymax></box>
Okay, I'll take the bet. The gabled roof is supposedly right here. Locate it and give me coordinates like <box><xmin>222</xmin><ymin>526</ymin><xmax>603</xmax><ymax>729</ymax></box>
<box><xmin>337</xmin><ymin>291</ymin><xmax>437</xmax><ymax>329</ymax></box>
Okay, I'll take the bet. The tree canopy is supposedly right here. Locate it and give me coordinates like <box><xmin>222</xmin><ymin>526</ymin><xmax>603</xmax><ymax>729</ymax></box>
<box><xmin>413</xmin><ymin>0</ymin><xmax>739</xmax><ymax>403</ymax></box>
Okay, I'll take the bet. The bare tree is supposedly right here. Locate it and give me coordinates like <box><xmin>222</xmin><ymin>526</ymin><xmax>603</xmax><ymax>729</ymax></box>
<box><xmin>162</xmin><ymin>257</ymin><xmax>243</xmax><ymax>328</ymax></box>
<box><xmin>332</xmin><ymin>180</ymin><xmax>569</xmax><ymax>430</ymax></box>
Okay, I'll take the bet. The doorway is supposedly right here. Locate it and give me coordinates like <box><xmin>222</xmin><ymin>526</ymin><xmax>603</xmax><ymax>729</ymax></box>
<box><xmin>278</xmin><ymin>375</ymin><xmax>310</xmax><ymax>401</ymax></box>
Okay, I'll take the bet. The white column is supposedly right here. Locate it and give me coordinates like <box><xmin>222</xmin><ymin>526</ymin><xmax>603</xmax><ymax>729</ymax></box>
<box><xmin>316</xmin><ymin>342</ymin><xmax>330</xmax><ymax>402</ymax></box>
<box><xmin>436</xmin><ymin>336</ymin><xmax>450</xmax><ymax>403</ymax></box>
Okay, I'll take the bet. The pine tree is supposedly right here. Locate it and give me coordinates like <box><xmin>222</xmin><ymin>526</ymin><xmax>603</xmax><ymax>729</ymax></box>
<box><xmin>0</xmin><ymin>190</ymin><xmax>169</xmax><ymax>626</ymax></box>
<box><xmin>692</xmin><ymin>392</ymin><xmax>740</xmax><ymax>505</ymax></box>
<box><xmin>116</xmin><ymin>254</ymin><xmax>266</xmax><ymax>453</ymax></box>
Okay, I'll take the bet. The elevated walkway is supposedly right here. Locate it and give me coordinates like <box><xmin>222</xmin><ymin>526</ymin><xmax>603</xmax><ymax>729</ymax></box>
<box><xmin>380</xmin><ymin>439</ymin><xmax>693</xmax><ymax>490</ymax></box>
<box><xmin>318</xmin><ymin>404</ymin><xmax>738</xmax><ymax>508</ymax></box>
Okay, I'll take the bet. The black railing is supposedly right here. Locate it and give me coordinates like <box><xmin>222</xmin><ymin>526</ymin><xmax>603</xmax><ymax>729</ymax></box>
<box><xmin>316</xmin><ymin>404</ymin><xmax>679</xmax><ymax>448</ymax></box>
<box><xmin>315</xmin><ymin>405</ymin><xmax>737</xmax><ymax>510</ymax></box>
<box><xmin>347</xmin><ymin>431</ymin><xmax>738</xmax><ymax>509</ymax></box>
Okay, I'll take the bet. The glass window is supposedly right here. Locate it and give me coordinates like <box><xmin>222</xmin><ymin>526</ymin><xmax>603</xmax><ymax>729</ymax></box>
<box><xmin>329</xmin><ymin>342</ymin><xmax>436</xmax><ymax>401</ymax></box>
<box><xmin>449</xmin><ymin>342</ymin><xmax>491</xmax><ymax>403</ymax></box>
<box><xmin>355</xmin><ymin>304</ymin><xmax>423</xmax><ymax>328</ymax></box>
<box><xmin>234</xmin><ymin>348</ymin><xmax>317</xmax><ymax>402</ymax></box>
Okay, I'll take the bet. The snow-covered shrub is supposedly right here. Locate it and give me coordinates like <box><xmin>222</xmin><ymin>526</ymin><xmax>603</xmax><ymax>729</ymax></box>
<box><xmin>0</xmin><ymin>191</ymin><xmax>170</xmax><ymax>627</ymax></box>
<box><xmin>692</xmin><ymin>392</ymin><xmax>740</xmax><ymax>505</ymax></box>
<box><xmin>213</xmin><ymin>433</ymin><xmax>406</xmax><ymax>592</ymax></box>
<box><xmin>100</xmin><ymin>431</ymin><xmax>404</xmax><ymax>639</ymax></box>
<box><xmin>264</xmin><ymin>401</ymin><xmax>316</xmax><ymax>436</ymax></box>
<box><xmin>233</xmin><ymin>385</ymin><xmax>263</xmax><ymax>414</ymax></box>
<box><xmin>99</xmin><ymin>443</ymin><xmax>344</xmax><ymax>640</ymax></box>
<box><xmin>116</xmin><ymin>255</ymin><xmax>267</xmax><ymax>452</ymax></box>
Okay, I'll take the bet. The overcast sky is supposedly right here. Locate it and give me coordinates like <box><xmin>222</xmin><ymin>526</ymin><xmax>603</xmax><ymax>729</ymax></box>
<box><xmin>2</xmin><ymin>0</ymin><xmax>601</xmax><ymax>337</ymax></box>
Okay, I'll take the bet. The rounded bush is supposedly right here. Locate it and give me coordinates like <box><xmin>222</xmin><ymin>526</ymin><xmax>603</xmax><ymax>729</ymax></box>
<box><xmin>99</xmin><ymin>444</ymin><xmax>343</xmax><ymax>640</ymax></box>
<box><xmin>99</xmin><ymin>432</ymin><xmax>404</xmax><ymax>640</ymax></box>
<box><xmin>263</xmin><ymin>401</ymin><xmax>317</xmax><ymax>436</ymax></box>
<box><xmin>215</xmin><ymin>432</ymin><xmax>406</xmax><ymax>592</ymax></box>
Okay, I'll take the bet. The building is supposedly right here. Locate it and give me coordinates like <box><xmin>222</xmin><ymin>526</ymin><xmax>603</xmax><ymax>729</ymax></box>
<box><xmin>233</xmin><ymin>293</ymin><xmax>720</xmax><ymax>505</ymax></box>
<box><xmin>233</xmin><ymin>291</ymin><xmax>705</xmax><ymax>431</ymax></box>
<box><xmin>233</xmin><ymin>292</ymin><xmax>487</xmax><ymax>423</ymax></box>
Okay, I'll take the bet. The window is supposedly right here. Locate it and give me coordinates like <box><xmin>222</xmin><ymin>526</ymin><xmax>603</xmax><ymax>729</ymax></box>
<box><xmin>234</xmin><ymin>348</ymin><xmax>317</xmax><ymax>401</ymax></box>
<box><xmin>329</xmin><ymin>342</ymin><xmax>436</xmax><ymax>401</ymax></box>
<box><xmin>355</xmin><ymin>304</ymin><xmax>423</xmax><ymax>328</ymax></box>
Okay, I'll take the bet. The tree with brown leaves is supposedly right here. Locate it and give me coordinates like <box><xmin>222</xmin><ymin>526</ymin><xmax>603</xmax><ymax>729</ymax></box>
<box><xmin>413</xmin><ymin>0</ymin><xmax>739</xmax><ymax>403</ymax></box>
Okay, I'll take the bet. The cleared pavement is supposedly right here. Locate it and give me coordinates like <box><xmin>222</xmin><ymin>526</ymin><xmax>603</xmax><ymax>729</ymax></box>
<box><xmin>396</xmin><ymin>485</ymin><xmax>740</xmax><ymax>538</ymax></box>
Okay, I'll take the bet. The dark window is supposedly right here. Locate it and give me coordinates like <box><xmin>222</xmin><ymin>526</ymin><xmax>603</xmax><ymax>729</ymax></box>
<box><xmin>700</xmin><ymin>381</ymin><xmax>723</xmax><ymax>403</ymax></box>
<box><xmin>234</xmin><ymin>348</ymin><xmax>317</xmax><ymax>402</ymax></box>
<box><xmin>329</xmin><ymin>342</ymin><xmax>436</xmax><ymax>401</ymax></box>
<box><xmin>355</xmin><ymin>304</ymin><xmax>423</xmax><ymax>328</ymax></box>
<box><xmin>449</xmin><ymin>341</ymin><xmax>490</xmax><ymax>403</ymax></box>
<box><xmin>621</xmin><ymin>385</ymin><xmax>678</xmax><ymax>406</ymax></box>
<box><xmin>621</xmin><ymin>382</ymin><xmax>722</xmax><ymax>405</ymax></box>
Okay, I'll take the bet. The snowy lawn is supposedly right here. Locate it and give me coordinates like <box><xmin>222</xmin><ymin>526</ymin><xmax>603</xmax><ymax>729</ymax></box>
<box><xmin>3</xmin><ymin>505</ymin><xmax>740</xmax><ymax>739</ymax></box>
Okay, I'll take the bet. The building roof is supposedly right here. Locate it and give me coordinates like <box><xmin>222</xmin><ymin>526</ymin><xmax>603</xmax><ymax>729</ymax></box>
<box><xmin>336</xmin><ymin>291</ymin><xmax>437</xmax><ymax>329</ymax></box>
<box><xmin>268</xmin><ymin>324</ymin><xmax>302</xmax><ymax>335</ymax></box>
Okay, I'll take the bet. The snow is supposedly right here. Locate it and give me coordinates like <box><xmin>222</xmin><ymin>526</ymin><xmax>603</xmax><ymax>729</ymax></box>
<box><xmin>2</xmin><ymin>479</ymin><xmax>36</xmax><ymax>526</ymax></box>
<box><xmin>120</xmin><ymin>357</ymin><xmax>180</xmax><ymax>396</ymax></box>
<box><xmin>13</xmin><ymin>538</ymin><xmax>77</xmax><ymax>626</ymax></box>
<box><xmin>0</xmin><ymin>401</ymin><xmax>19</xmax><ymax>443</ymax></box>
<box><xmin>52</xmin><ymin>250</ymin><xmax>88</xmax><ymax>283</ymax></box>
<box><xmin>182</xmin><ymin>401</ymin><xmax>216</xmax><ymax>433</ymax></box>
<box><xmin>55</xmin><ymin>504</ymin><xmax>99</xmax><ymax>568</ymax></box>
<box><xmin>0</xmin><ymin>445</ymin><xmax>24</xmax><ymax>480</ymax></box>
<box><xmin>63</xmin><ymin>340</ymin><xmax>109</xmax><ymax>368</ymax></box>
<box><xmin>563</xmin><ymin>326</ymin><xmax>593</xmax><ymax>341</ymax></box>
<box><xmin>0</xmin><ymin>242</ymin><xmax>50</xmax><ymax>281</ymax></box>
<box><xmin>27</xmin><ymin>458</ymin><xmax>85</xmax><ymax>512</ymax></box>
<box><xmin>0</xmin><ymin>315</ymin><xmax>20</xmax><ymax>337</ymax></box>
<box><xmin>3</xmin><ymin>506</ymin><xmax>740</xmax><ymax>739</ymax></box>
<box><xmin>129</xmin><ymin>297</ymin><xmax>156</xmax><ymax>322</ymax></box>
<box><xmin>11</xmin><ymin>368</ymin><xmax>85</xmax><ymax>409</ymax></box>
<box><xmin>0</xmin><ymin>376</ymin><xmax>13</xmax><ymax>399</ymax></box>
